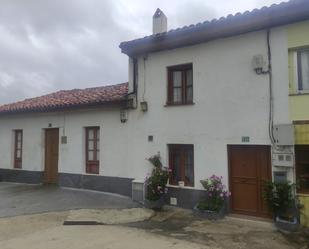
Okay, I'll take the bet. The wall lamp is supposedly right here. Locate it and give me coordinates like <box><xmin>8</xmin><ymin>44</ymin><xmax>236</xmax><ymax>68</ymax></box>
<box><xmin>120</xmin><ymin>109</ymin><xmax>128</xmax><ymax>123</ymax></box>
<box><xmin>140</xmin><ymin>101</ymin><xmax>148</xmax><ymax>112</ymax></box>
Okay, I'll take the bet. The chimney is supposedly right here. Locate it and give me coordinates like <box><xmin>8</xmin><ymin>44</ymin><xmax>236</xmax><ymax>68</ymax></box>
<box><xmin>153</xmin><ymin>8</ymin><xmax>167</xmax><ymax>34</ymax></box>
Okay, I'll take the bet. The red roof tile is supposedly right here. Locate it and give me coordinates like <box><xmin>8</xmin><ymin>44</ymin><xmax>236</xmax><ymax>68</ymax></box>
<box><xmin>0</xmin><ymin>83</ymin><xmax>128</xmax><ymax>114</ymax></box>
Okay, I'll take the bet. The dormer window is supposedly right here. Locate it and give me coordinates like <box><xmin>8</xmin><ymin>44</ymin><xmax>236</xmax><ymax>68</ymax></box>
<box><xmin>167</xmin><ymin>63</ymin><xmax>193</xmax><ymax>105</ymax></box>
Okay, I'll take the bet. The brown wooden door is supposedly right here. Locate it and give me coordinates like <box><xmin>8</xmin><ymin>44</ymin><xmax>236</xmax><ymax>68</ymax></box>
<box><xmin>44</xmin><ymin>129</ymin><xmax>59</xmax><ymax>184</ymax></box>
<box><xmin>228</xmin><ymin>145</ymin><xmax>271</xmax><ymax>218</ymax></box>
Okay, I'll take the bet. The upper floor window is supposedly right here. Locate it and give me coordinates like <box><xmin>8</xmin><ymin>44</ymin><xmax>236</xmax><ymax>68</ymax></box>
<box><xmin>14</xmin><ymin>130</ymin><xmax>23</xmax><ymax>169</ymax></box>
<box><xmin>85</xmin><ymin>127</ymin><xmax>100</xmax><ymax>174</ymax></box>
<box><xmin>168</xmin><ymin>144</ymin><xmax>194</xmax><ymax>187</ymax></box>
<box><xmin>167</xmin><ymin>63</ymin><xmax>193</xmax><ymax>105</ymax></box>
<box><xmin>297</xmin><ymin>49</ymin><xmax>309</xmax><ymax>91</ymax></box>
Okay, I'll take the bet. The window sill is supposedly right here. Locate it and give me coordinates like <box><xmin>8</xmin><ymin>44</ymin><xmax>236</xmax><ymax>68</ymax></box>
<box><xmin>167</xmin><ymin>184</ymin><xmax>195</xmax><ymax>189</ymax></box>
<box><xmin>84</xmin><ymin>172</ymin><xmax>100</xmax><ymax>175</ymax></box>
<box><xmin>289</xmin><ymin>92</ymin><xmax>309</xmax><ymax>96</ymax></box>
<box><xmin>164</xmin><ymin>102</ymin><xmax>195</xmax><ymax>107</ymax></box>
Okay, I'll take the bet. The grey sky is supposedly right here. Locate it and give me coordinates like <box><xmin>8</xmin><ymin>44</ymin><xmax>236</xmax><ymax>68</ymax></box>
<box><xmin>0</xmin><ymin>0</ymin><xmax>284</xmax><ymax>104</ymax></box>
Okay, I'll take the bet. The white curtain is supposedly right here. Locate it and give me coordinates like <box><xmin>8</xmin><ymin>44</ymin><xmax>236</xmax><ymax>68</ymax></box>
<box><xmin>173</xmin><ymin>71</ymin><xmax>182</xmax><ymax>102</ymax></box>
<box><xmin>300</xmin><ymin>50</ymin><xmax>309</xmax><ymax>90</ymax></box>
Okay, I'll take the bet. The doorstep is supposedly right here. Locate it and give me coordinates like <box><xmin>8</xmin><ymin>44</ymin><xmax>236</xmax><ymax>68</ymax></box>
<box><xmin>228</xmin><ymin>213</ymin><xmax>273</xmax><ymax>222</ymax></box>
<box><xmin>227</xmin><ymin>214</ymin><xmax>275</xmax><ymax>230</ymax></box>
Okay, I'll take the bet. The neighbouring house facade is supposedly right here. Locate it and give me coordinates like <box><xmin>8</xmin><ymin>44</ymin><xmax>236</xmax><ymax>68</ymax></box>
<box><xmin>0</xmin><ymin>0</ymin><xmax>309</xmax><ymax>221</ymax></box>
<box><xmin>287</xmin><ymin>20</ymin><xmax>309</xmax><ymax>226</ymax></box>
<box><xmin>0</xmin><ymin>84</ymin><xmax>136</xmax><ymax>197</ymax></box>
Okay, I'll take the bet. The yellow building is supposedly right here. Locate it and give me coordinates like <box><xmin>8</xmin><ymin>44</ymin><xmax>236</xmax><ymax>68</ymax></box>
<box><xmin>287</xmin><ymin>20</ymin><xmax>309</xmax><ymax>227</ymax></box>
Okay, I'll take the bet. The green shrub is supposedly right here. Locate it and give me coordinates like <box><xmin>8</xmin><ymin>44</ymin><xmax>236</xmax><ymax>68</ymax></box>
<box><xmin>145</xmin><ymin>154</ymin><xmax>170</xmax><ymax>201</ymax></box>
<box><xmin>263</xmin><ymin>181</ymin><xmax>295</xmax><ymax>216</ymax></box>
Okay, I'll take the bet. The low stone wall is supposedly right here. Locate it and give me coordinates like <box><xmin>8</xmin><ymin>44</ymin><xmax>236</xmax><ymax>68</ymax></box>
<box><xmin>165</xmin><ymin>187</ymin><xmax>230</xmax><ymax>212</ymax></box>
<box><xmin>59</xmin><ymin>173</ymin><xmax>134</xmax><ymax>197</ymax></box>
<box><xmin>0</xmin><ymin>169</ymin><xmax>43</xmax><ymax>184</ymax></box>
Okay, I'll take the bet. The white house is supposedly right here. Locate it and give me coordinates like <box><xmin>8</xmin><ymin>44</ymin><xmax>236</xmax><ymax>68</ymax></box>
<box><xmin>0</xmin><ymin>0</ymin><xmax>308</xmax><ymax>218</ymax></box>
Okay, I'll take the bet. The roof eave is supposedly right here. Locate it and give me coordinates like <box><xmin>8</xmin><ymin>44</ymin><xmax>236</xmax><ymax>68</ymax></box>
<box><xmin>0</xmin><ymin>99</ymin><xmax>127</xmax><ymax>116</ymax></box>
<box><xmin>119</xmin><ymin>1</ymin><xmax>309</xmax><ymax>56</ymax></box>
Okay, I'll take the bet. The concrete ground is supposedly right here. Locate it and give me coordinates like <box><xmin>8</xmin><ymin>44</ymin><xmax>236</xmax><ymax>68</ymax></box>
<box><xmin>0</xmin><ymin>182</ymin><xmax>308</xmax><ymax>249</ymax></box>
<box><xmin>0</xmin><ymin>182</ymin><xmax>139</xmax><ymax>217</ymax></box>
<box><xmin>0</xmin><ymin>208</ymin><xmax>307</xmax><ymax>249</ymax></box>
<box><xmin>129</xmin><ymin>208</ymin><xmax>309</xmax><ymax>249</ymax></box>
<box><xmin>0</xmin><ymin>212</ymin><xmax>211</xmax><ymax>249</ymax></box>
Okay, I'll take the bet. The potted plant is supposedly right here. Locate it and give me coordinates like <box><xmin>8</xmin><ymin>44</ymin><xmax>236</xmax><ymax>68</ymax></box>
<box><xmin>194</xmin><ymin>175</ymin><xmax>231</xmax><ymax>220</ymax></box>
<box><xmin>144</xmin><ymin>154</ymin><xmax>169</xmax><ymax>210</ymax></box>
<box><xmin>263</xmin><ymin>181</ymin><xmax>299</xmax><ymax>231</ymax></box>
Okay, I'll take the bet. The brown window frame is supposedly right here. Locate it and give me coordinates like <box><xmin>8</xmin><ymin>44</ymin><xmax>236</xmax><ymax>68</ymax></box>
<box><xmin>14</xmin><ymin>130</ymin><xmax>23</xmax><ymax>169</ymax></box>
<box><xmin>167</xmin><ymin>63</ymin><xmax>193</xmax><ymax>105</ymax></box>
<box><xmin>168</xmin><ymin>144</ymin><xmax>194</xmax><ymax>187</ymax></box>
<box><xmin>85</xmin><ymin>127</ymin><xmax>100</xmax><ymax>174</ymax></box>
<box><xmin>295</xmin><ymin>145</ymin><xmax>309</xmax><ymax>194</ymax></box>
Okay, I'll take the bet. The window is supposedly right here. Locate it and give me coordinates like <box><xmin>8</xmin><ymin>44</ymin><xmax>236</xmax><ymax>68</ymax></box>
<box><xmin>85</xmin><ymin>127</ymin><xmax>100</xmax><ymax>174</ymax></box>
<box><xmin>295</xmin><ymin>145</ymin><xmax>309</xmax><ymax>193</ymax></box>
<box><xmin>168</xmin><ymin>144</ymin><xmax>194</xmax><ymax>187</ymax></box>
<box><xmin>167</xmin><ymin>63</ymin><xmax>193</xmax><ymax>105</ymax></box>
<box><xmin>14</xmin><ymin>130</ymin><xmax>23</xmax><ymax>169</ymax></box>
<box><xmin>297</xmin><ymin>49</ymin><xmax>309</xmax><ymax>91</ymax></box>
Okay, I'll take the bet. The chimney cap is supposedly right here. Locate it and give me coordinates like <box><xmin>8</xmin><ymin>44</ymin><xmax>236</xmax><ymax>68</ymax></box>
<box><xmin>153</xmin><ymin>8</ymin><xmax>166</xmax><ymax>18</ymax></box>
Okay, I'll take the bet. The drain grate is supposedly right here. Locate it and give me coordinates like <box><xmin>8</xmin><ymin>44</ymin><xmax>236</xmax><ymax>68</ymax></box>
<box><xmin>63</xmin><ymin>221</ymin><xmax>104</xmax><ymax>225</ymax></box>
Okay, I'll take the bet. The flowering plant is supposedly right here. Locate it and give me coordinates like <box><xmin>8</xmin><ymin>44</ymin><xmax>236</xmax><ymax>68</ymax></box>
<box><xmin>197</xmin><ymin>175</ymin><xmax>231</xmax><ymax>212</ymax></box>
<box><xmin>145</xmin><ymin>154</ymin><xmax>170</xmax><ymax>201</ymax></box>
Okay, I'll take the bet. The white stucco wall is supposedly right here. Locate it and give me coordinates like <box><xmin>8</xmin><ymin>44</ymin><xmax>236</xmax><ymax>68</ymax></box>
<box><xmin>126</xmin><ymin>27</ymin><xmax>291</xmax><ymax>189</ymax></box>
<box><xmin>0</xmin><ymin>108</ymin><xmax>130</xmax><ymax>178</ymax></box>
<box><xmin>0</xmin><ymin>26</ymin><xmax>293</xmax><ymax>190</ymax></box>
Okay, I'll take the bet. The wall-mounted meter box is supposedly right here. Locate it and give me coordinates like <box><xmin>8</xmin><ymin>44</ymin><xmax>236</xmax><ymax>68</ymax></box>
<box><xmin>272</xmin><ymin>152</ymin><xmax>294</xmax><ymax>168</ymax></box>
<box><xmin>274</xmin><ymin>171</ymin><xmax>288</xmax><ymax>183</ymax></box>
<box><xmin>132</xmin><ymin>179</ymin><xmax>146</xmax><ymax>204</ymax></box>
<box><xmin>273</xmin><ymin>124</ymin><xmax>294</xmax><ymax>146</ymax></box>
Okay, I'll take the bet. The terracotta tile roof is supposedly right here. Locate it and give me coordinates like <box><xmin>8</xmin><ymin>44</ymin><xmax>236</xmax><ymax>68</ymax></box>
<box><xmin>0</xmin><ymin>82</ymin><xmax>128</xmax><ymax>114</ymax></box>
<box><xmin>120</xmin><ymin>0</ymin><xmax>309</xmax><ymax>56</ymax></box>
